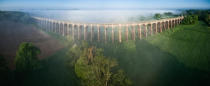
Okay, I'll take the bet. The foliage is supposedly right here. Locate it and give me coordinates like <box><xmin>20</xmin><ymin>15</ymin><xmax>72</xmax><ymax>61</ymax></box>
<box><xmin>74</xmin><ymin>46</ymin><xmax>132</xmax><ymax>86</ymax></box>
<box><xmin>92</xmin><ymin>21</ymin><xmax>210</xmax><ymax>86</ymax></box>
<box><xmin>111</xmin><ymin>70</ymin><xmax>132</xmax><ymax>86</ymax></box>
<box><xmin>1</xmin><ymin>9</ymin><xmax>209</xmax><ymax>86</ymax></box>
<box><xmin>0</xmin><ymin>11</ymin><xmax>35</xmax><ymax>24</ymax></box>
<box><xmin>181</xmin><ymin>9</ymin><xmax>210</xmax><ymax>25</ymax></box>
<box><xmin>204</xmin><ymin>13</ymin><xmax>210</xmax><ymax>26</ymax></box>
<box><xmin>154</xmin><ymin>12</ymin><xmax>176</xmax><ymax>20</ymax></box>
<box><xmin>66</xmin><ymin>41</ymin><xmax>89</xmax><ymax>66</ymax></box>
<box><xmin>163</xmin><ymin>12</ymin><xmax>177</xmax><ymax>18</ymax></box>
<box><xmin>154</xmin><ymin>13</ymin><xmax>162</xmax><ymax>20</ymax></box>
<box><xmin>15</xmin><ymin>42</ymin><xmax>41</xmax><ymax>72</ymax></box>
<box><xmin>182</xmin><ymin>15</ymin><xmax>198</xmax><ymax>25</ymax></box>
<box><xmin>164</xmin><ymin>12</ymin><xmax>173</xmax><ymax>16</ymax></box>
<box><xmin>147</xmin><ymin>21</ymin><xmax>210</xmax><ymax>71</ymax></box>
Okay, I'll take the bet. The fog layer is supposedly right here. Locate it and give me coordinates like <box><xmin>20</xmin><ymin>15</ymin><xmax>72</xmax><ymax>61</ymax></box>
<box><xmin>27</xmin><ymin>9</ymin><xmax>181</xmax><ymax>24</ymax></box>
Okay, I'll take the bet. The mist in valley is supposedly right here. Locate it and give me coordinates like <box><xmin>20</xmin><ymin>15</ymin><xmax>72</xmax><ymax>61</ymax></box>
<box><xmin>0</xmin><ymin>0</ymin><xmax>210</xmax><ymax>86</ymax></box>
<box><xmin>26</xmin><ymin>9</ymin><xmax>181</xmax><ymax>24</ymax></box>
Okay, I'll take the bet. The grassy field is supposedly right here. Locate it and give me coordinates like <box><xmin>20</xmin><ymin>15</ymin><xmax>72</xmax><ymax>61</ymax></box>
<box><xmin>94</xmin><ymin>21</ymin><xmax>210</xmax><ymax>86</ymax></box>
<box><xmin>147</xmin><ymin>21</ymin><xmax>210</xmax><ymax>71</ymax></box>
<box><xmin>22</xmin><ymin>48</ymin><xmax>80</xmax><ymax>86</ymax></box>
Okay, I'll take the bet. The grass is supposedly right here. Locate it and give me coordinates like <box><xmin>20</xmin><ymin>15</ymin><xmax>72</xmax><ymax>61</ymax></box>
<box><xmin>21</xmin><ymin>27</ymin><xmax>80</xmax><ymax>86</ymax></box>
<box><xmin>22</xmin><ymin>47</ymin><xmax>80</xmax><ymax>86</ymax></box>
<box><xmin>96</xmin><ymin>40</ymin><xmax>209</xmax><ymax>86</ymax></box>
<box><xmin>147</xmin><ymin>21</ymin><xmax>210</xmax><ymax>71</ymax></box>
<box><xmin>94</xmin><ymin>21</ymin><xmax>210</xmax><ymax>86</ymax></box>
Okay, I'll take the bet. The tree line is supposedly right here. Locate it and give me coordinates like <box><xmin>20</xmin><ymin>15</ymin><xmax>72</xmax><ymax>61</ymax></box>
<box><xmin>1</xmin><ymin>41</ymin><xmax>132</xmax><ymax>86</ymax></box>
<box><xmin>153</xmin><ymin>9</ymin><xmax>210</xmax><ymax>26</ymax></box>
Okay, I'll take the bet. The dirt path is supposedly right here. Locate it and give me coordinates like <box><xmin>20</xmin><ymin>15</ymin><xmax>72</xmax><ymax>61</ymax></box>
<box><xmin>0</xmin><ymin>21</ymin><xmax>64</xmax><ymax>69</ymax></box>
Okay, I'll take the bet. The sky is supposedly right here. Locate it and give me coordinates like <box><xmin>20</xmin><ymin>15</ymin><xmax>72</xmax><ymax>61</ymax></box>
<box><xmin>0</xmin><ymin>0</ymin><xmax>210</xmax><ymax>10</ymax></box>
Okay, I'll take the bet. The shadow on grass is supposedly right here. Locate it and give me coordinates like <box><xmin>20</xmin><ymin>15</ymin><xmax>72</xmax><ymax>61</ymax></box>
<box><xmin>99</xmin><ymin>40</ymin><xmax>210</xmax><ymax>86</ymax></box>
<box><xmin>148</xmin><ymin>21</ymin><xmax>210</xmax><ymax>71</ymax></box>
<box><xmin>22</xmin><ymin>48</ymin><xmax>80</xmax><ymax>86</ymax></box>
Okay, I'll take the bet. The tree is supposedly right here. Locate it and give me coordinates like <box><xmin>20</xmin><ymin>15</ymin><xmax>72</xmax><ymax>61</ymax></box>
<box><xmin>15</xmin><ymin>42</ymin><xmax>41</xmax><ymax>72</ymax></box>
<box><xmin>74</xmin><ymin>47</ymin><xmax>132</xmax><ymax>86</ymax></box>
<box><xmin>204</xmin><ymin>14</ymin><xmax>210</xmax><ymax>26</ymax></box>
<box><xmin>164</xmin><ymin>12</ymin><xmax>173</xmax><ymax>16</ymax></box>
<box><xmin>182</xmin><ymin>15</ymin><xmax>198</xmax><ymax>25</ymax></box>
<box><xmin>163</xmin><ymin>12</ymin><xmax>174</xmax><ymax>18</ymax></box>
<box><xmin>181</xmin><ymin>9</ymin><xmax>210</xmax><ymax>25</ymax></box>
<box><xmin>154</xmin><ymin>13</ymin><xmax>162</xmax><ymax>20</ymax></box>
<box><xmin>111</xmin><ymin>70</ymin><xmax>132</xmax><ymax>86</ymax></box>
<box><xmin>66</xmin><ymin>41</ymin><xmax>88</xmax><ymax>66</ymax></box>
<box><xmin>0</xmin><ymin>11</ymin><xmax>35</xmax><ymax>24</ymax></box>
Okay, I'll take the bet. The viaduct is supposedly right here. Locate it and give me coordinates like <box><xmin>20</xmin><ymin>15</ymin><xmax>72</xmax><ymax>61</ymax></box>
<box><xmin>34</xmin><ymin>16</ymin><xmax>184</xmax><ymax>43</ymax></box>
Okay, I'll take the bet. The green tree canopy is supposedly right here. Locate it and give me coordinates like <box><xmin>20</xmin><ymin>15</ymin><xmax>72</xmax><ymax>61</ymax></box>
<box><xmin>204</xmin><ymin>14</ymin><xmax>210</xmax><ymax>26</ymax></box>
<box><xmin>181</xmin><ymin>9</ymin><xmax>209</xmax><ymax>25</ymax></box>
<box><xmin>182</xmin><ymin>15</ymin><xmax>198</xmax><ymax>25</ymax></box>
<box><xmin>163</xmin><ymin>12</ymin><xmax>175</xmax><ymax>18</ymax></box>
<box><xmin>74</xmin><ymin>47</ymin><xmax>132</xmax><ymax>86</ymax></box>
<box><xmin>164</xmin><ymin>12</ymin><xmax>173</xmax><ymax>16</ymax></box>
<box><xmin>154</xmin><ymin>13</ymin><xmax>162</xmax><ymax>20</ymax></box>
<box><xmin>15</xmin><ymin>42</ymin><xmax>41</xmax><ymax>72</ymax></box>
<box><xmin>0</xmin><ymin>11</ymin><xmax>35</xmax><ymax>24</ymax></box>
<box><xmin>66</xmin><ymin>41</ymin><xmax>88</xmax><ymax>66</ymax></box>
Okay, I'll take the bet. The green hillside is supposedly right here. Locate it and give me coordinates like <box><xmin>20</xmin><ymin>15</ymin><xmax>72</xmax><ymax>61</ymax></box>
<box><xmin>147</xmin><ymin>21</ymin><xmax>210</xmax><ymax>71</ymax></box>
